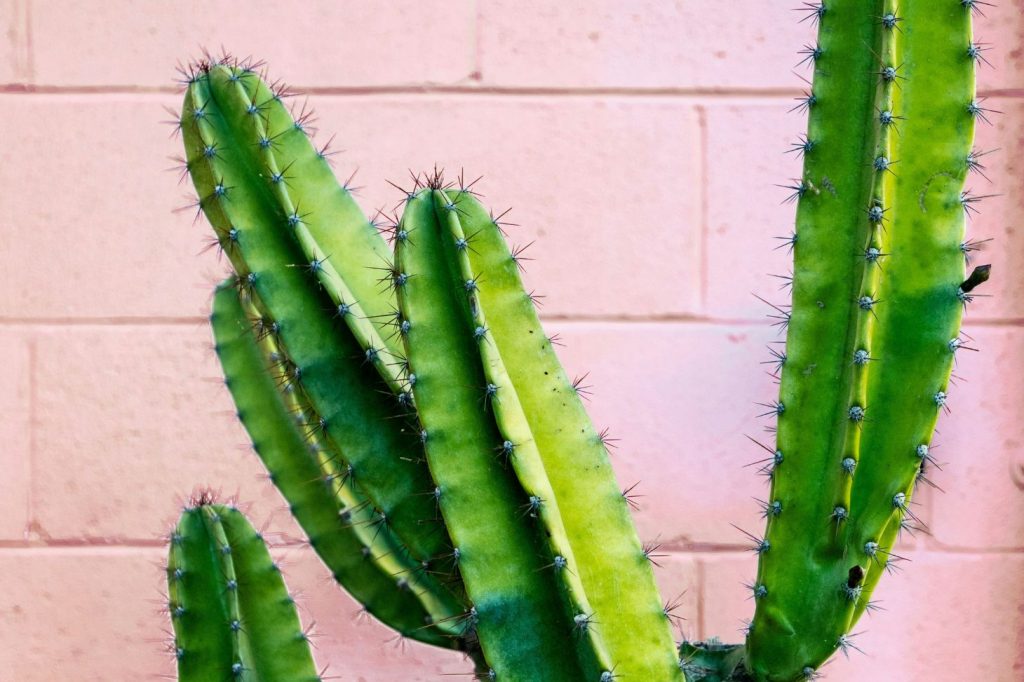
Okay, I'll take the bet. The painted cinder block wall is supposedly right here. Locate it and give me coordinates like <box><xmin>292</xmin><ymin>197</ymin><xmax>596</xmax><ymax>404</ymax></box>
<box><xmin>1</xmin><ymin>1</ymin><xmax>1022</xmax><ymax>679</ymax></box>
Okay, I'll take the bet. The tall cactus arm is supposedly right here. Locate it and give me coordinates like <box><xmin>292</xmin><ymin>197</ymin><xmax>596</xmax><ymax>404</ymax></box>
<box><xmin>447</xmin><ymin>189</ymin><xmax>683</xmax><ymax>681</ymax></box>
<box><xmin>747</xmin><ymin>0</ymin><xmax>886</xmax><ymax>677</ymax></box>
<box><xmin>167</xmin><ymin>500</ymin><xmax>320</xmax><ymax>681</ymax></box>
<box><xmin>747</xmin><ymin>2</ymin><xmax>986</xmax><ymax>679</ymax></box>
<box><xmin>395</xmin><ymin>187</ymin><xmax>588</xmax><ymax>681</ymax></box>
<box><xmin>849</xmin><ymin>1</ymin><xmax>979</xmax><ymax>621</ymax></box>
<box><xmin>210</xmin><ymin>282</ymin><xmax>466</xmax><ymax>650</ymax></box>
<box><xmin>182</xmin><ymin>69</ymin><xmax>448</xmax><ymax>563</ymax></box>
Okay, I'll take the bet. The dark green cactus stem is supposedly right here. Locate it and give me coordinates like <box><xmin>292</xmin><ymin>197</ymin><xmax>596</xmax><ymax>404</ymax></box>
<box><xmin>167</xmin><ymin>498</ymin><xmax>320</xmax><ymax>681</ymax></box>
<box><xmin>746</xmin><ymin>2</ymin><xmax>982</xmax><ymax>679</ymax></box>
<box><xmin>209</xmin><ymin>282</ymin><xmax>467</xmax><ymax>650</ymax></box>
<box><xmin>181</xmin><ymin>65</ymin><xmax>449</xmax><ymax>564</ymax></box>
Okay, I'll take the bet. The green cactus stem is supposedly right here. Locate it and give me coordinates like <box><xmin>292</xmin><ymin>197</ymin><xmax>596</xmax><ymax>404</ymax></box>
<box><xmin>167</xmin><ymin>495</ymin><xmax>320</xmax><ymax>681</ymax></box>
<box><xmin>746</xmin><ymin>2</ymin><xmax>987</xmax><ymax>679</ymax></box>
<box><xmin>181</xmin><ymin>64</ymin><xmax>448</xmax><ymax>565</ymax></box>
<box><xmin>394</xmin><ymin>184</ymin><xmax>592</xmax><ymax>680</ymax></box>
<box><xmin>210</xmin><ymin>282</ymin><xmax>467</xmax><ymax>650</ymax></box>
<box><xmin>445</xmin><ymin>188</ymin><xmax>682</xmax><ymax>681</ymax></box>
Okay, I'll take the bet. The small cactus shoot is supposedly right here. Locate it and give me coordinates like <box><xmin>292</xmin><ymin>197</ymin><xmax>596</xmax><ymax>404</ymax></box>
<box><xmin>167</xmin><ymin>497</ymin><xmax>320</xmax><ymax>681</ymax></box>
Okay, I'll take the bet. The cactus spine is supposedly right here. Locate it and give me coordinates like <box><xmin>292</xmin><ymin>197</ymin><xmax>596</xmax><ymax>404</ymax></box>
<box><xmin>169</xmin><ymin>1</ymin><xmax>992</xmax><ymax>675</ymax></box>
<box><xmin>746</xmin><ymin>2</ymin><xmax>986</xmax><ymax>679</ymax></box>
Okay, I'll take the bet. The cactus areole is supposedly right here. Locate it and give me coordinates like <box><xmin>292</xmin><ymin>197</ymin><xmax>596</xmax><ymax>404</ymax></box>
<box><xmin>171</xmin><ymin>2</ymin><xmax>991</xmax><ymax>680</ymax></box>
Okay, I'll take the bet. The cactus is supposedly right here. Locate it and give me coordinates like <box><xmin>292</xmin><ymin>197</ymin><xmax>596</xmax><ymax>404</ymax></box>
<box><xmin>167</xmin><ymin>494</ymin><xmax>320</xmax><ymax>681</ymax></box>
<box><xmin>168</xmin><ymin>1</ymin><xmax>991</xmax><ymax>678</ymax></box>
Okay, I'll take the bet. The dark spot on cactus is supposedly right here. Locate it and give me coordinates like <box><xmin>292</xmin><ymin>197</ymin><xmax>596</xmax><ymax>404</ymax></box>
<box><xmin>831</xmin><ymin>506</ymin><xmax>848</xmax><ymax>524</ymax></box>
<box><xmin>960</xmin><ymin>264</ymin><xmax>991</xmax><ymax>292</ymax></box>
<box><xmin>853</xmin><ymin>349</ymin><xmax>871</xmax><ymax>365</ymax></box>
<box><xmin>841</xmin><ymin>457</ymin><xmax>857</xmax><ymax>474</ymax></box>
<box><xmin>848</xmin><ymin>405</ymin><xmax>865</xmax><ymax>422</ymax></box>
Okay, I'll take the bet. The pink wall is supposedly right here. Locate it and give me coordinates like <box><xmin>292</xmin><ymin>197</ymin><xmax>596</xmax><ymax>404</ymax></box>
<box><xmin>1</xmin><ymin>1</ymin><xmax>1022</xmax><ymax>679</ymax></box>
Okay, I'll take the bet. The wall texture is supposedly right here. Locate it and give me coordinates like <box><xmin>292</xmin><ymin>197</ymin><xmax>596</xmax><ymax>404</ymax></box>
<box><xmin>1</xmin><ymin>1</ymin><xmax>1022</xmax><ymax>680</ymax></box>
